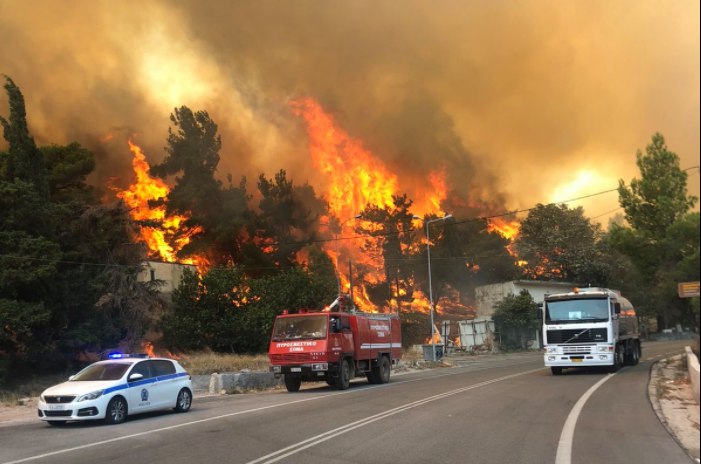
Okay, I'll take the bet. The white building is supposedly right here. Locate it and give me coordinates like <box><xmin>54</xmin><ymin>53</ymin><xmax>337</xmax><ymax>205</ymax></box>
<box><xmin>137</xmin><ymin>261</ymin><xmax>197</xmax><ymax>296</ymax></box>
<box><xmin>475</xmin><ymin>280</ymin><xmax>581</xmax><ymax>318</ymax></box>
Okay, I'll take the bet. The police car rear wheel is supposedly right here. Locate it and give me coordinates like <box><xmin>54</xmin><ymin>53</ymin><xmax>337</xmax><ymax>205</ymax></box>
<box><xmin>105</xmin><ymin>396</ymin><xmax>127</xmax><ymax>425</ymax></box>
<box><xmin>174</xmin><ymin>388</ymin><xmax>192</xmax><ymax>412</ymax></box>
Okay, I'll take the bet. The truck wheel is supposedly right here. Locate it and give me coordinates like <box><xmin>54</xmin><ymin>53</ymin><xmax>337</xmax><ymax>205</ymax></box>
<box><xmin>284</xmin><ymin>375</ymin><xmax>302</xmax><ymax>392</ymax></box>
<box><xmin>550</xmin><ymin>367</ymin><xmax>563</xmax><ymax>376</ymax></box>
<box><xmin>610</xmin><ymin>345</ymin><xmax>624</xmax><ymax>373</ymax></box>
<box><xmin>378</xmin><ymin>356</ymin><xmax>391</xmax><ymax>383</ymax></box>
<box><xmin>624</xmin><ymin>341</ymin><xmax>637</xmax><ymax>366</ymax></box>
<box><xmin>630</xmin><ymin>342</ymin><xmax>640</xmax><ymax>365</ymax></box>
<box><xmin>367</xmin><ymin>356</ymin><xmax>390</xmax><ymax>384</ymax></box>
<box><xmin>335</xmin><ymin>359</ymin><xmax>351</xmax><ymax>390</ymax></box>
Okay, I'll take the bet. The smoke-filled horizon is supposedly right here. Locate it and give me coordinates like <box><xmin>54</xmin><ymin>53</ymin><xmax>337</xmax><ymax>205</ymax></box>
<box><xmin>1</xmin><ymin>0</ymin><xmax>699</xmax><ymax>225</ymax></box>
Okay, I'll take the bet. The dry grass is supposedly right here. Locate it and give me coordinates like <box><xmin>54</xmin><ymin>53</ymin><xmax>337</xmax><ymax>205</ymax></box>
<box><xmin>176</xmin><ymin>352</ymin><xmax>270</xmax><ymax>375</ymax></box>
<box><xmin>0</xmin><ymin>373</ymin><xmax>68</xmax><ymax>407</ymax></box>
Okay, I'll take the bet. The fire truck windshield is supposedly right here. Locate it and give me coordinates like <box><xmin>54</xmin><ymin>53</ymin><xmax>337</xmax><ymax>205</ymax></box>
<box><xmin>272</xmin><ymin>315</ymin><xmax>328</xmax><ymax>340</ymax></box>
<box><xmin>545</xmin><ymin>298</ymin><xmax>610</xmax><ymax>324</ymax></box>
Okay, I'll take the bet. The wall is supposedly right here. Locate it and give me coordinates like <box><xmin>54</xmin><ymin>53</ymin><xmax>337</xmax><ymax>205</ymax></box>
<box><xmin>686</xmin><ymin>346</ymin><xmax>700</xmax><ymax>405</ymax></box>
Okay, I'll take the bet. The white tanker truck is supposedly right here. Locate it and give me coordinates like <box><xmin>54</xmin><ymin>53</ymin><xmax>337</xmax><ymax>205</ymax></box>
<box><xmin>541</xmin><ymin>287</ymin><xmax>641</xmax><ymax>375</ymax></box>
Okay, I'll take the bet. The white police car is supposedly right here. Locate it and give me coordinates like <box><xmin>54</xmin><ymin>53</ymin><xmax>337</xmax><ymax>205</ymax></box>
<box><xmin>37</xmin><ymin>354</ymin><xmax>193</xmax><ymax>425</ymax></box>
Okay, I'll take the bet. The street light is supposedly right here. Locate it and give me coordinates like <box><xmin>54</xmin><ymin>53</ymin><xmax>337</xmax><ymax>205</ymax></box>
<box><xmin>426</xmin><ymin>213</ymin><xmax>452</xmax><ymax>362</ymax></box>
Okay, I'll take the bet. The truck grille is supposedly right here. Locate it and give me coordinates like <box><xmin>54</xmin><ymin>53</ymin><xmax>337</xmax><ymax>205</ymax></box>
<box><xmin>270</xmin><ymin>353</ymin><xmax>312</xmax><ymax>363</ymax></box>
<box><xmin>546</xmin><ymin>328</ymin><xmax>606</xmax><ymax>344</ymax></box>
<box><xmin>563</xmin><ymin>346</ymin><xmax>592</xmax><ymax>354</ymax></box>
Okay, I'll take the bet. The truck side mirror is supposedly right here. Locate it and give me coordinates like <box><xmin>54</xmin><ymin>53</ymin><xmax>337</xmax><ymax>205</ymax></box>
<box><xmin>331</xmin><ymin>319</ymin><xmax>341</xmax><ymax>333</ymax></box>
<box><xmin>537</xmin><ymin>303</ymin><xmax>543</xmax><ymax>321</ymax></box>
<box><xmin>613</xmin><ymin>302</ymin><xmax>621</xmax><ymax>315</ymax></box>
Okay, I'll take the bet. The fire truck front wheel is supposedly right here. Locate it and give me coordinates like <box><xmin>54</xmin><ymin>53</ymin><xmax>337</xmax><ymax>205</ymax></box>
<box><xmin>284</xmin><ymin>375</ymin><xmax>302</xmax><ymax>392</ymax></box>
<box><xmin>335</xmin><ymin>359</ymin><xmax>351</xmax><ymax>390</ymax></box>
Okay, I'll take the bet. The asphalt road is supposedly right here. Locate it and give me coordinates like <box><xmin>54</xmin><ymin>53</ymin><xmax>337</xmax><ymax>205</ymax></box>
<box><xmin>0</xmin><ymin>340</ymin><xmax>693</xmax><ymax>464</ymax></box>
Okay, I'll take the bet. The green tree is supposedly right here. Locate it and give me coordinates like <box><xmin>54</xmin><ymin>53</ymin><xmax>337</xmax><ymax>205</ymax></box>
<box><xmin>613</xmin><ymin>133</ymin><xmax>698</xmax><ymax>329</ymax></box>
<box><xmin>618</xmin><ymin>133</ymin><xmax>697</xmax><ymax>238</ymax></box>
<box><xmin>513</xmin><ymin>203</ymin><xmax>608</xmax><ymax>285</ymax></box>
<box><xmin>0</xmin><ymin>76</ymin><xmax>48</xmax><ymax>198</ymax></box>
<box><xmin>162</xmin><ymin>265</ymin><xmax>337</xmax><ymax>353</ymax></box>
<box><xmin>1</xmin><ymin>79</ymin><xmax>148</xmax><ymax>379</ymax></box>
<box><xmin>492</xmin><ymin>289</ymin><xmax>539</xmax><ymax>350</ymax></box>
<box><xmin>255</xmin><ymin>170</ymin><xmax>326</xmax><ymax>270</ymax></box>
<box><xmin>150</xmin><ymin>106</ymin><xmax>253</xmax><ymax>266</ymax></box>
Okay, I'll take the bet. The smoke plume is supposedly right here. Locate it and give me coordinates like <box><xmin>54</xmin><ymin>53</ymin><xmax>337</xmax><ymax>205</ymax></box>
<box><xmin>1</xmin><ymin>0</ymin><xmax>698</xmax><ymax>222</ymax></box>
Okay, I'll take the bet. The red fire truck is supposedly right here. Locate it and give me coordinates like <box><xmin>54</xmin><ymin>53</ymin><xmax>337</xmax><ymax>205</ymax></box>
<box><xmin>268</xmin><ymin>296</ymin><xmax>402</xmax><ymax>392</ymax></box>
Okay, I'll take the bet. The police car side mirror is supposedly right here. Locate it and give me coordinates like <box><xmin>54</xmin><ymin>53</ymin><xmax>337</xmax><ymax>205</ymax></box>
<box><xmin>128</xmin><ymin>373</ymin><xmax>144</xmax><ymax>382</ymax></box>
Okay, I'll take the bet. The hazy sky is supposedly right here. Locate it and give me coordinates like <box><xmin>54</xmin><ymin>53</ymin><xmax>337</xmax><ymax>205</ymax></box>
<box><xmin>1</xmin><ymin>0</ymin><xmax>699</xmax><ymax>225</ymax></box>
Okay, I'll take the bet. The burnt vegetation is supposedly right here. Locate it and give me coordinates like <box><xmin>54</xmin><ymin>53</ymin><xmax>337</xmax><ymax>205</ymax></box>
<box><xmin>1</xmin><ymin>77</ymin><xmax>698</xmax><ymax>383</ymax></box>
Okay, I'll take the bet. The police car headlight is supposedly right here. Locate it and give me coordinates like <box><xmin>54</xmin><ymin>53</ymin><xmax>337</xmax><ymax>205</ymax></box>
<box><xmin>77</xmin><ymin>390</ymin><xmax>104</xmax><ymax>402</ymax></box>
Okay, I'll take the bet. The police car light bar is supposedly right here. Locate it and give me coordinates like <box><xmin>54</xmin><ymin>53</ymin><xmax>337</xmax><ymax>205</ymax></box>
<box><xmin>106</xmin><ymin>352</ymin><xmax>149</xmax><ymax>359</ymax></box>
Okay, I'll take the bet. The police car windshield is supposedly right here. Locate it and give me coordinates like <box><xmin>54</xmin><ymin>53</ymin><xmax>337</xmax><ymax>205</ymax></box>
<box><xmin>546</xmin><ymin>298</ymin><xmax>609</xmax><ymax>323</ymax></box>
<box><xmin>71</xmin><ymin>362</ymin><xmax>132</xmax><ymax>381</ymax></box>
<box><xmin>272</xmin><ymin>315</ymin><xmax>328</xmax><ymax>340</ymax></box>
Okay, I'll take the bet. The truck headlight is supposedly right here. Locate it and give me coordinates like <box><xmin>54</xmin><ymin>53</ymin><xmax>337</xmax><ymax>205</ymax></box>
<box><xmin>311</xmin><ymin>363</ymin><xmax>328</xmax><ymax>371</ymax></box>
<box><xmin>597</xmin><ymin>345</ymin><xmax>612</xmax><ymax>352</ymax></box>
<box><xmin>272</xmin><ymin>365</ymin><xmax>281</xmax><ymax>373</ymax></box>
<box><xmin>546</xmin><ymin>347</ymin><xmax>557</xmax><ymax>354</ymax></box>
<box><xmin>77</xmin><ymin>390</ymin><xmax>103</xmax><ymax>402</ymax></box>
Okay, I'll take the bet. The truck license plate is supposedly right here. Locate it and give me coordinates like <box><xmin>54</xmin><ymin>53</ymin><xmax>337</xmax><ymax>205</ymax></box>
<box><xmin>571</xmin><ymin>358</ymin><xmax>583</xmax><ymax>363</ymax></box>
<box><xmin>291</xmin><ymin>367</ymin><xmax>301</xmax><ymax>372</ymax></box>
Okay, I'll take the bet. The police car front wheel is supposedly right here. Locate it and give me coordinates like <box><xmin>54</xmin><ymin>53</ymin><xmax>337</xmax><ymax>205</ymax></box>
<box><xmin>105</xmin><ymin>396</ymin><xmax>128</xmax><ymax>425</ymax></box>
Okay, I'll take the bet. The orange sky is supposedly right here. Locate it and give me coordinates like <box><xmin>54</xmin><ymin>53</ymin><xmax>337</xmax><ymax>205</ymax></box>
<box><xmin>1</xmin><ymin>0</ymin><xmax>698</xmax><ymax>226</ymax></box>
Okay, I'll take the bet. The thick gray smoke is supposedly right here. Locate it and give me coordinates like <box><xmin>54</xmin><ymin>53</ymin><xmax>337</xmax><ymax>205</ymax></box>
<box><xmin>1</xmin><ymin>0</ymin><xmax>698</xmax><ymax>222</ymax></box>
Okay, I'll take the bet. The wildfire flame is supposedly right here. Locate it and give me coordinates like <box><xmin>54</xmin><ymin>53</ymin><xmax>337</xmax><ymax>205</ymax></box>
<box><xmin>292</xmin><ymin>97</ymin><xmax>451</xmax><ymax>313</ymax></box>
<box><xmin>115</xmin><ymin>140</ymin><xmax>203</xmax><ymax>266</ymax></box>
<box><xmin>487</xmin><ymin>217</ymin><xmax>520</xmax><ymax>241</ymax></box>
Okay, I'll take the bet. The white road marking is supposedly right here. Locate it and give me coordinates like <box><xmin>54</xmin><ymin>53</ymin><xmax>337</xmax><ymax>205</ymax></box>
<box><xmin>245</xmin><ymin>369</ymin><xmax>543</xmax><ymax>464</ymax></box>
<box><xmin>555</xmin><ymin>373</ymin><xmax>616</xmax><ymax>464</ymax></box>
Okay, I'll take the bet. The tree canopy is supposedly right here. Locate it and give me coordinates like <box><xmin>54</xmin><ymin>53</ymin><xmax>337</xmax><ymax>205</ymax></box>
<box><xmin>513</xmin><ymin>203</ymin><xmax>608</xmax><ymax>285</ymax></box>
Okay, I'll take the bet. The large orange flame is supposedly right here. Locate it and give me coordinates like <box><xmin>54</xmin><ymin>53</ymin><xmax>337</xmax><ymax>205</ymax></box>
<box><xmin>116</xmin><ymin>140</ymin><xmax>203</xmax><ymax>266</ymax></box>
<box><xmin>292</xmin><ymin>97</ymin><xmax>452</xmax><ymax>313</ymax></box>
<box><xmin>487</xmin><ymin>217</ymin><xmax>520</xmax><ymax>241</ymax></box>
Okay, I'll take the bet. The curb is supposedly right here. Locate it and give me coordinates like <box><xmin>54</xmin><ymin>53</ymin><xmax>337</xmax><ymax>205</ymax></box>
<box><xmin>648</xmin><ymin>354</ymin><xmax>700</xmax><ymax>463</ymax></box>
